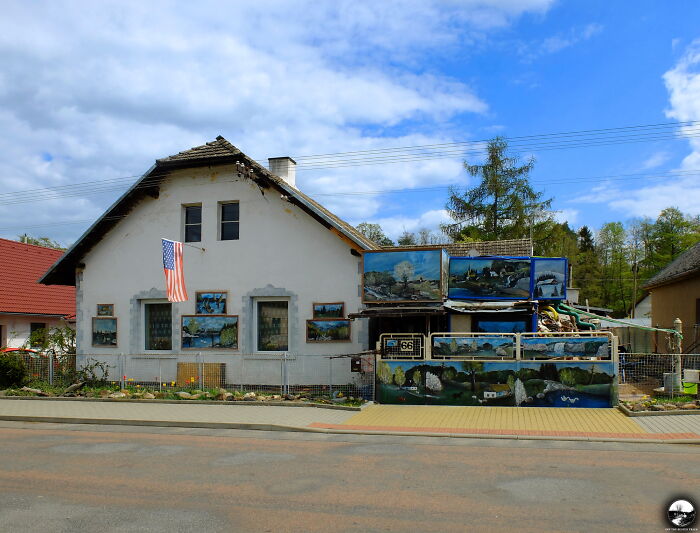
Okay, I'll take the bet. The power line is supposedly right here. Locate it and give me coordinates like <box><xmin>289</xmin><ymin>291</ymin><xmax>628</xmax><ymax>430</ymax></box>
<box><xmin>1</xmin><ymin>119</ymin><xmax>698</xmax><ymax>206</ymax></box>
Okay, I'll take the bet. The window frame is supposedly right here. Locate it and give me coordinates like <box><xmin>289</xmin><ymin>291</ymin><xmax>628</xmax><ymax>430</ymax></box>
<box><xmin>143</xmin><ymin>301</ymin><xmax>173</xmax><ymax>352</ymax></box>
<box><xmin>253</xmin><ymin>298</ymin><xmax>289</xmax><ymax>353</ymax></box>
<box><xmin>218</xmin><ymin>201</ymin><xmax>240</xmax><ymax>241</ymax></box>
<box><xmin>183</xmin><ymin>203</ymin><xmax>202</xmax><ymax>243</ymax></box>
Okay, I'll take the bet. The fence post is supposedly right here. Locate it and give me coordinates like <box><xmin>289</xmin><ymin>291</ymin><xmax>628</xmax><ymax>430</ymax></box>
<box><xmin>673</xmin><ymin>318</ymin><xmax>683</xmax><ymax>398</ymax></box>
<box><xmin>197</xmin><ymin>352</ymin><xmax>203</xmax><ymax>390</ymax></box>
<box><xmin>48</xmin><ymin>352</ymin><xmax>54</xmax><ymax>386</ymax></box>
<box><xmin>120</xmin><ymin>354</ymin><xmax>125</xmax><ymax>389</ymax></box>
<box><xmin>329</xmin><ymin>357</ymin><xmax>333</xmax><ymax>399</ymax></box>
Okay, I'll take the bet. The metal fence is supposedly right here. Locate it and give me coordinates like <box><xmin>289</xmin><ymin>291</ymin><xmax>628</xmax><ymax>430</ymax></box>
<box><xmin>619</xmin><ymin>353</ymin><xmax>700</xmax><ymax>398</ymax></box>
<box><xmin>19</xmin><ymin>352</ymin><xmax>376</xmax><ymax>401</ymax></box>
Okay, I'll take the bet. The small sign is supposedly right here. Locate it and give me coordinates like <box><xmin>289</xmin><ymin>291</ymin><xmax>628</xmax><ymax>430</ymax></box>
<box><xmin>400</xmin><ymin>340</ymin><xmax>414</xmax><ymax>352</ymax></box>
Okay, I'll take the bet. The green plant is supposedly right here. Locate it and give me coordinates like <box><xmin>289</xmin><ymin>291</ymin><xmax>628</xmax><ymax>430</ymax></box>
<box><xmin>75</xmin><ymin>358</ymin><xmax>110</xmax><ymax>386</ymax></box>
<box><xmin>0</xmin><ymin>353</ymin><xmax>28</xmax><ymax>388</ymax></box>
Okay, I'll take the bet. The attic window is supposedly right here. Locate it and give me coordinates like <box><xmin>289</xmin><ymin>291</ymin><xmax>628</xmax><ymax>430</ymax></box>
<box><xmin>183</xmin><ymin>204</ymin><xmax>202</xmax><ymax>243</ymax></box>
<box><xmin>219</xmin><ymin>202</ymin><xmax>239</xmax><ymax>241</ymax></box>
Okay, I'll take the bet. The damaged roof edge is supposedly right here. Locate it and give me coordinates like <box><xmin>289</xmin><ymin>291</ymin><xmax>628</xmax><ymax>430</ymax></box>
<box><xmin>39</xmin><ymin>162</ymin><xmax>159</xmax><ymax>286</ymax></box>
<box><xmin>40</xmin><ymin>139</ymin><xmax>376</xmax><ymax>286</ymax></box>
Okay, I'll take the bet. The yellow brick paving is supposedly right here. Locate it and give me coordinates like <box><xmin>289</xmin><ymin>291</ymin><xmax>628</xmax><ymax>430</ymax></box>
<box><xmin>342</xmin><ymin>405</ymin><xmax>647</xmax><ymax>434</ymax></box>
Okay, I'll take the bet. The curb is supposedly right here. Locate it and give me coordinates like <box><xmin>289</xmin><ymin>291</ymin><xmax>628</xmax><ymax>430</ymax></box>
<box><xmin>0</xmin><ymin>414</ymin><xmax>697</xmax><ymax>445</ymax></box>
<box><xmin>0</xmin><ymin>395</ymin><xmax>364</xmax><ymax>411</ymax></box>
<box><xmin>618</xmin><ymin>404</ymin><xmax>700</xmax><ymax>417</ymax></box>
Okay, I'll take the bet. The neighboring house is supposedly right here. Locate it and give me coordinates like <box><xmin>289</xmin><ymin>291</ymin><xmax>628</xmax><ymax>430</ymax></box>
<box><xmin>642</xmin><ymin>240</ymin><xmax>700</xmax><ymax>353</ymax></box>
<box><xmin>40</xmin><ymin>136</ymin><xmax>377</xmax><ymax>383</ymax></box>
<box><xmin>0</xmin><ymin>238</ymin><xmax>75</xmax><ymax>348</ymax></box>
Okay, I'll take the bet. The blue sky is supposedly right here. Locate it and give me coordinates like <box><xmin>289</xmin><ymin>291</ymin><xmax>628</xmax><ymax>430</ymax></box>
<box><xmin>1</xmin><ymin>1</ymin><xmax>700</xmax><ymax>246</ymax></box>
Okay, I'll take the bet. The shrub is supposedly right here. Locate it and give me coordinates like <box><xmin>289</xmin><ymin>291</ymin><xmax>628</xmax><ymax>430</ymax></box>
<box><xmin>0</xmin><ymin>353</ymin><xmax>28</xmax><ymax>388</ymax></box>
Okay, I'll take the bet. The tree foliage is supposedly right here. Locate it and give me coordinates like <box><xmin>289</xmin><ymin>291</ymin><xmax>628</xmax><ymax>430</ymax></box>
<box><xmin>355</xmin><ymin>223</ymin><xmax>394</xmax><ymax>247</ymax></box>
<box><xmin>17</xmin><ymin>234</ymin><xmax>65</xmax><ymax>250</ymax></box>
<box><xmin>445</xmin><ymin>137</ymin><xmax>552</xmax><ymax>241</ymax></box>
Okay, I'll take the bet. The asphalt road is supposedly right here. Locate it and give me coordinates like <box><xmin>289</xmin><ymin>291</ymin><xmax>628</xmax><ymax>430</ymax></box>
<box><xmin>0</xmin><ymin>421</ymin><xmax>697</xmax><ymax>533</ymax></box>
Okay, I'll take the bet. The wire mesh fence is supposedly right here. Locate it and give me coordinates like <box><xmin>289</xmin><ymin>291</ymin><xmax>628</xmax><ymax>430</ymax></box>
<box><xmin>21</xmin><ymin>352</ymin><xmax>376</xmax><ymax>401</ymax></box>
<box><xmin>619</xmin><ymin>353</ymin><xmax>700</xmax><ymax>399</ymax></box>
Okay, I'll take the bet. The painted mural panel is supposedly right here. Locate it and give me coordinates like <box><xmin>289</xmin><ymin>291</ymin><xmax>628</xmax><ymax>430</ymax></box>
<box><xmin>432</xmin><ymin>335</ymin><xmax>515</xmax><ymax>358</ymax></box>
<box><xmin>532</xmin><ymin>258</ymin><xmax>567</xmax><ymax>299</ymax></box>
<box><xmin>363</xmin><ymin>250</ymin><xmax>442</xmax><ymax>302</ymax></box>
<box><xmin>521</xmin><ymin>336</ymin><xmax>609</xmax><ymax>359</ymax></box>
<box><xmin>376</xmin><ymin>360</ymin><xmax>615</xmax><ymax>407</ymax></box>
<box><xmin>448</xmin><ymin>257</ymin><xmax>530</xmax><ymax>299</ymax></box>
<box><xmin>181</xmin><ymin>315</ymin><xmax>238</xmax><ymax>349</ymax></box>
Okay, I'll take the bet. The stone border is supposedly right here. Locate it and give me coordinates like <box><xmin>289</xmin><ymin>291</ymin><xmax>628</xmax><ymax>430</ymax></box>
<box><xmin>0</xmin><ymin>395</ymin><xmax>365</xmax><ymax>411</ymax></box>
<box><xmin>618</xmin><ymin>404</ymin><xmax>700</xmax><ymax>417</ymax></box>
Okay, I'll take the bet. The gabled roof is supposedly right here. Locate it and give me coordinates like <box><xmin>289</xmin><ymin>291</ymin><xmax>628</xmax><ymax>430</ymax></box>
<box><xmin>40</xmin><ymin>137</ymin><xmax>377</xmax><ymax>286</ymax></box>
<box><xmin>0</xmin><ymin>238</ymin><xmax>75</xmax><ymax>317</ymax></box>
<box><xmin>381</xmin><ymin>238</ymin><xmax>533</xmax><ymax>256</ymax></box>
<box><xmin>643</xmin><ymin>240</ymin><xmax>700</xmax><ymax>289</ymax></box>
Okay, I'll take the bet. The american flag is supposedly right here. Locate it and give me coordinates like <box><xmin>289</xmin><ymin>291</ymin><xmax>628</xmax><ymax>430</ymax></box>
<box><xmin>162</xmin><ymin>239</ymin><xmax>188</xmax><ymax>302</ymax></box>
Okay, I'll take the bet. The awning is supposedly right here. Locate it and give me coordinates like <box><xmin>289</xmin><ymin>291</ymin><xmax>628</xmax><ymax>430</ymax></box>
<box><xmin>444</xmin><ymin>300</ymin><xmax>533</xmax><ymax>314</ymax></box>
<box><xmin>349</xmin><ymin>305</ymin><xmax>446</xmax><ymax>318</ymax></box>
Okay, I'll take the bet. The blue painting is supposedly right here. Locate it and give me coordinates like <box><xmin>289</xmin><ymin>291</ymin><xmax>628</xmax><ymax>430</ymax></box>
<box><xmin>196</xmin><ymin>292</ymin><xmax>227</xmax><ymax>314</ymax></box>
<box><xmin>532</xmin><ymin>258</ymin><xmax>567</xmax><ymax>299</ymax></box>
<box><xmin>521</xmin><ymin>336</ymin><xmax>609</xmax><ymax>359</ymax></box>
<box><xmin>363</xmin><ymin>250</ymin><xmax>442</xmax><ymax>302</ymax></box>
<box><xmin>432</xmin><ymin>335</ymin><xmax>515</xmax><ymax>358</ymax></box>
<box><xmin>448</xmin><ymin>257</ymin><xmax>531</xmax><ymax>299</ymax></box>
<box><xmin>474</xmin><ymin>318</ymin><xmax>531</xmax><ymax>333</ymax></box>
<box><xmin>181</xmin><ymin>315</ymin><xmax>238</xmax><ymax>349</ymax></box>
<box><xmin>376</xmin><ymin>359</ymin><xmax>615</xmax><ymax>407</ymax></box>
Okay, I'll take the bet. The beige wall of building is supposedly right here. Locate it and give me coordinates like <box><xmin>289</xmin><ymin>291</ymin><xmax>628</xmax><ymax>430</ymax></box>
<box><xmin>649</xmin><ymin>275</ymin><xmax>700</xmax><ymax>352</ymax></box>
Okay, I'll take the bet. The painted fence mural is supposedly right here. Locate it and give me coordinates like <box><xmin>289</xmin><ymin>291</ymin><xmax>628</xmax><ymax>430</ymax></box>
<box><xmin>376</xmin><ymin>359</ymin><xmax>616</xmax><ymax>407</ymax></box>
<box><xmin>377</xmin><ymin>333</ymin><xmax>616</xmax><ymax>407</ymax></box>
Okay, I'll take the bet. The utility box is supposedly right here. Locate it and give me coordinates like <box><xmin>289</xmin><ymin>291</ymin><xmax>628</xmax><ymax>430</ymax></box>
<box><xmin>683</xmin><ymin>369</ymin><xmax>700</xmax><ymax>383</ymax></box>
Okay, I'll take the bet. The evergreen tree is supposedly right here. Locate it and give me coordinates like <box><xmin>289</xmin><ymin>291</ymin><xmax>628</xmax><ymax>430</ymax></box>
<box><xmin>445</xmin><ymin>137</ymin><xmax>552</xmax><ymax>241</ymax></box>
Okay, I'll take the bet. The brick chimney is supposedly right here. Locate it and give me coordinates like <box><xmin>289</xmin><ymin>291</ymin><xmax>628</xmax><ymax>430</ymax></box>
<box><xmin>268</xmin><ymin>157</ymin><xmax>296</xmax><ymax>188</ymax></box>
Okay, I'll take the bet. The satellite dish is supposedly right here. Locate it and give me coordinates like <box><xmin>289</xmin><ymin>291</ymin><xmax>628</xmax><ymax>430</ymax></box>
<box><xmin>467</xmin><ymin>248</ymin><xmax>479</xmax><ymax>257</ymax></box>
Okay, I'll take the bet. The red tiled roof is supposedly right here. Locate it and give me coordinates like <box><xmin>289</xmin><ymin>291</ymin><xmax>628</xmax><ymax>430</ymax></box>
<box><xmin>0</xmin><ymin>238</ymin><xmax>75</xmax><ymax>317</ymax></box>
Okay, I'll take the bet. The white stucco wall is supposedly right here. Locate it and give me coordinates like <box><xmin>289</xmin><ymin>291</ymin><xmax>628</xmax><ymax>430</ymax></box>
<box><xmin>0</xmin><ymin>315</ymin><xmax>69</xmax><ymax>349</ymax></box>
<box><xmin>76</xmin><ymin>165</ymin><xmax>368</xmax><ymax>384</ymax></box>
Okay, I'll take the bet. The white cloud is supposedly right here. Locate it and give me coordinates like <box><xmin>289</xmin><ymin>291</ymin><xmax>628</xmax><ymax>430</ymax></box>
<box><xmin>640</xmin><ymin>151</ymin><xmax>671</xmax><ymax>170</ymax></box>
<box><xmin>554</xmin><ymin>208</ymin><xmax>579</xmax><ymax>225</ymax></box>
<box><xmin>519</xmin><ymin>23</ymin><xmax>603</xmax><ymax>61</ymax></box>
<box><xmin>664</xmin><ymin>39</ymin><xmax>700</xmax><ymax>170</ymax></box>
<box><xmin>371</xmin><ymin>209</ymin><xmax>453</xmax><ymax>241</ymax></box>
<box><xmin>0</xmin><ymin>0</ymin><xmax>556</xmax><ymax>242</ymax></box>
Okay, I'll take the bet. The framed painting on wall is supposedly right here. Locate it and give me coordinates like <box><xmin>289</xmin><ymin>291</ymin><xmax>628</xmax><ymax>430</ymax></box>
<box><xmin>448</xmin><ymin>257</ymin><xmax>531</xmax><ymax>300</ymax></box>
<box><xmin>181</xmin><ymin>315</ymin><xmax>238</xmax><ymax>349</ymax></box>
<box><xmin>363</xmin><ymin>249</ymin><xmax>443</xmax><ymax>303</ymax></box>
<box><xmin>306</xmin><ymin>319</ymin><xmax>351</xmax><ymax>342</ymax></box>
<box><xmin>196</xmin><ymin>292</ymin><xmax>227</xmax><ymax>314</ymax></box>
<box><xmin>312</xmin><ymin>302</ymin><xmax>344</xmax><ymax>319</ymax></box>
<box><xmin>92</xmin><ymin>317</ymin><xmax>117</xmax><ymax>347</ymax></box>
<box><xmin>531</xmin><ymin>258</ymin><xmax>567</xmax><ymax>300</ymax></box>
<box><xmin>96</xmin><ymin>304</ymin><xmax>114</xmax><ymax>316</ymax></box>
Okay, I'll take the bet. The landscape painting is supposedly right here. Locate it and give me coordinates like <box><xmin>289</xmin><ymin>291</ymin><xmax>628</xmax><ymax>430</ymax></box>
<box><xmin>196</xmin><ymin>292</ymin><xmax>227</xmax><ymax>314</ymax></box>
<box><xmin>449</xmin><ymin>257</ymin><xmax>531</xmax><ymax>299</ymax></box>
<box><xmin>181</xmin><ymin>315</ymin><xmax>238</xmax><ymax>349</ymax></box>
<box><xmin>96</xmin><ymin>304</ymin><xmax>113</xmax><ymax>316</ymax></box>
<box><xmin>306</xmin><ymin>319</ymin><xmax>351</xmax><ymax>342</ymax></box>
<box><xmin>92</xmin><ymin>317</ymin><xmax>117</xmax><ymax>346</ymax></box>
<box><xmin>432</xmin><ymin>335</ymin><xmax>515</xmax><ymax>358</ymax></box>
<box><xmin>532</xmin><ymin>258</ymin><xmax>567</xmax><ymax>299</ymax></box>
<box><xmin>313</xmin><ymin>302</ymin><xmax>344</xmax><ymax>319</ymax></box>
<box><xmin>521</xmin><ymin>336</ymin><xmax>610</xmax><ymax>359</ymax></box>
<box><xmin>376</xmin><ymin>360</ymin><xmax>615</xmax><ymax>407</ymax></box>
<box><xmin>363</xmin><ymin>250</ymin><xmax>442</xmax><ymax>302</ymax></box>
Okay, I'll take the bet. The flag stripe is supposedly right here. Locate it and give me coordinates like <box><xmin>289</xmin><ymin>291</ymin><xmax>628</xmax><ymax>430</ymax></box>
<box><xmin>162</xmin><ymin>239</ymin><xmax>188</xmax><ymax>302</ymax></box>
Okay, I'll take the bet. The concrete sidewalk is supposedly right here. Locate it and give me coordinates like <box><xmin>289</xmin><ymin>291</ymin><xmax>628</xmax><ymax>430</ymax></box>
<box><xmin>0</xmin><ymin>397</ymin><xmax>698</xmax><ymax>443</ymax></box>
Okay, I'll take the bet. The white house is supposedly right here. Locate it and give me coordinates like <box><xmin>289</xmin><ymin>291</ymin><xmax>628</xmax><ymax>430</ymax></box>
<box><xmin>0</xmin><ymin>238</ymin><xmax>75</xmax><ymax>349</ymax></box>
<box><xmin>41</xmin><ymin>137</ymin><xmax>378</xmax><ymax>386</ymax></box>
